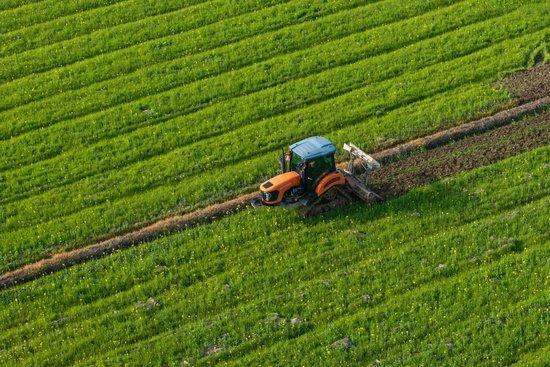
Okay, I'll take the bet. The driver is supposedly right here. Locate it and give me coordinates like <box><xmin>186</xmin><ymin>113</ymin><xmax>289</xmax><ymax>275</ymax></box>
<box><xmin>298</xmin><ymin>162</ymin><xmax>307</xmax><ymax>190</ymax></box>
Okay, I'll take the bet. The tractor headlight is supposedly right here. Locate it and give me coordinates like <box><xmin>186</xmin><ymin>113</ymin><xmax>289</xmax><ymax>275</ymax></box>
<box><xmin>262</xmin><ymin>191</ymin><xmax>279</xmax><ymax>202</ymax></box>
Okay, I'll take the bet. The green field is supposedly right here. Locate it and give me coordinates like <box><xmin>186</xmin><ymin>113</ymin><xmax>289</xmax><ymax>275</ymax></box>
<box><xmin>0</xmin><ymin>146</ymin><xmax>547</xmax><ymax>365</ymax></box>
<box><xmin>0</xmin><ymin>0</ymin><xmax>549</xmax><ymax>364</ymax></box>
<box><xmin>0</xmin><ymin>0</ymin><xmax>548</xmax><ymax>272</ymax></box>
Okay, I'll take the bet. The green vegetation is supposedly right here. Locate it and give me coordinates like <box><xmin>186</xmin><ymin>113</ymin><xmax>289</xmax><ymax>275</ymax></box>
<box><xmin>0</xmin><ymin>0</ymin><xmax>547</xmax><ymax>364</ymax></box>
<box><xmin>0</xmin><ymin>0</ymin><xmax>548</xmax><ymax>271</ymax></box>
<box><xmin>0</xmin><ymin>0</ymin><xmax>207</xmax><ymax>54</ymax></box>
<box><xmin>0</xmin><ymin>147</ymin><xmax>547</xmax><ymax>365</ymax></box>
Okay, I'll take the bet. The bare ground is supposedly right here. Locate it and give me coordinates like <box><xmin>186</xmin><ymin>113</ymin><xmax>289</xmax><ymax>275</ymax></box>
<box><xmin>499</xmin><ymin>62</ymin><xmax>550</xmax><ymax>102</ymax></box>
<box><xmin>370</xmin><ymin>110</ymin><xmax>550</xmax><ymax>198</ymax></box>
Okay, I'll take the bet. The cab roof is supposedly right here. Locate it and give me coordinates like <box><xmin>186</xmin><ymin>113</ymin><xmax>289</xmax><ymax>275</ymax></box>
<box><xmin>290</xmin><ymin>136</ymin><xmax>336</xmax><ymax>160</ymax></box>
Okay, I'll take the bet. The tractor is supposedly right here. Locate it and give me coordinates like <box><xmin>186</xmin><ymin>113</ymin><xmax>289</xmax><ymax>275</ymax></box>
<box><xmin>251</xmin><ymin>136</ymin><xmax>382</xmax><ymax>216</ymax></box>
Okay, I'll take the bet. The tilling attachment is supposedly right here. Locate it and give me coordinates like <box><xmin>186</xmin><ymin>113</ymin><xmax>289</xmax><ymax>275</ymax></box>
<box><xmin>342</xmin><ymin>142</ymin><xmax>383</xmax><ymax>202</ymax></box>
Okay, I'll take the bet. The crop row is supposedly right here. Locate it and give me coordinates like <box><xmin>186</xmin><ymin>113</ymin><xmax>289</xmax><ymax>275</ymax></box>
<box><xmin>0</xmin><ymin>0</ymin><xmax>129</xmax><ymax>33</ymax></box>
<box><xmin>0</xmin><ymin>29</ymin><xmax>544</xmax><ymax>239</ymax></box>
<box><xmin>512</xmin><ymin>345</ymin><xmax>550</xmax><ymax>366</ymax></box>
<box><xmin>0</xmin><ymin>0</ymin><xmax>382</xmax><ymax>113</ymax></box>
<box><xmin>17</xmin><ymin>209</ymin><xmax>550</xmax><ymax>365</ymax></box>
<box><xmin>0</xmin><ymin>0</ymin><xmax>441</xmax><ymax>138</ymax></box>
<box><xmin>0</xmin><ymin>83</ymin><xmax>511</xmax><ymax>333</ymax></box>
<box><xmin>0</xmin><ymin>0</ymin><xmax>289</xmax><ymax>82</ymax></box>
<box><xmin>0</xmin><ymin>0</ymin><xmax>43</xmax><ymax>13</ymax></box>
<box><xmin>0</xmin><ymin>0</ymin><xmax>507</xmax><ymax>188</ymax></box>
<box><xmin>227</xmin><ymin>262</ymin><xmax>547</xmax><ymax>367</ymax></box>
<box><xmin>0</xmin><ymin>9</ymin><xmax>542</xmax><ymax>201</ymax></box>
<box><xmin>0</xmin><ymin>150</ymin><xmax>546</xmax><ymax>364</ymax></box>
<box><xmin>0</xmin><ymin>0</ymin><xmax>209</xmax><ymax>57</ymax></box>
<box><xmin>0</xmin><ymin>69</ymin><xmax>518</xmax><ymax>273</ymax></box>
<box><xmin>0</xmin><ymin>81</ymin><xmax>521</xmax><ymax>274</ymax></box>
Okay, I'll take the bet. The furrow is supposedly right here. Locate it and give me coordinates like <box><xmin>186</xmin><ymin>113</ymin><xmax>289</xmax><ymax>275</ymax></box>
<box><xmin>0</xmin><ymin>26</ymin><xmax>544</xmax><ymax>238</ymax></box>
<box><xmin>0</xmin><ymin>0</ymin><xmax>211</xmax><ymax>57</ymax></box>
<box><xmin>0</xmin><ymin>0</ymin><xmax>291</xmax><ymax>82</ymax></box>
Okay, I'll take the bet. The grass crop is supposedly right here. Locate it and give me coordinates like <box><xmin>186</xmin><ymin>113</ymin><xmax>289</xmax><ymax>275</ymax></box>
<box><xmin>0</xmin><ymin>0</ymin><xmax>535</xmax><ymax>174</ymax></box>
<box><xmin>0</xmin><ymin>0</ymin><xmax>292</xmax><ymax>83</ymax></box>
<box><xmin>0</xmin><ymin>147</ymin><xmax>547</xmax><ymax>365</ymax></box>
<box><xmin>0</xmin><ymin>0</ymin><xmax>443</xmax><ymax>137</ymax></box>
<box><xmin>0</xmin><ymin>0</ymin><xmax>383</xmax><ymax>113</ymax></box>
<box><xmin>0</xmin><ymin>0</ymin><xmax>547</xmax><ymax>363</ymax></box>
<box><xmin>0</xmin><ymin>0</ymin><xmax>209</xmax><ymax>57</ymax></box>
<box><xmin>0</xmin><ymin>0</ymin><xmax>547</xmax><ymax>283</ymax></box>
<box><xmin>0</xmin><ymin>0</ymin><xmax>137</xmax><ymax>34</ymax></box>
<box><xmin>0</xmin><ymin>24</ymin><xmax>547</xmax><ymax>271</ymax></box>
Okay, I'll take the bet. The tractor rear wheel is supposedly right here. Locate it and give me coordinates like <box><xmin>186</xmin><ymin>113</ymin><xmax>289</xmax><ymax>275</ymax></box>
<box><xmin>299</xmin><ymin>186</ymin><xmax>352</xmax><ymax>217</ymax></box>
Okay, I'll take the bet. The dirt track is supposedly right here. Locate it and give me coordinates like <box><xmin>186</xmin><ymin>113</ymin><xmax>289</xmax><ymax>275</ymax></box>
<box><xmin>371</xmin><ymin>110</ymin><xmax>550</xmax><ymax>197</ymax></box>
<box><xmin>500</xmin><ymin>62</ymin><xmax>550</xmax><ymax>102</ymax></box>
<box><xmin>1</xmin><ymin>95</ymin><xmax>548</xmax><ymax>290</ymax></box>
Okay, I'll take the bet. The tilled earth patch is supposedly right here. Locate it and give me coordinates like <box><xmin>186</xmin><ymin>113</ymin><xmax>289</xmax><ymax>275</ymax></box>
<box><xmin>370</xmin><ymin>110</ymin><xmax>550</xmax><ymax>198</ymax></box>
<box><xmin>499</xmin><ymin>62</ymin><xmax>550</xmax><ymax>102</ymax></box>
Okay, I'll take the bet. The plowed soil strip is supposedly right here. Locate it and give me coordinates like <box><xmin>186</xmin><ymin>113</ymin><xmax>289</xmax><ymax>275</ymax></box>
<box><xmin>370</xmin><ymin>109</ymin><xmax>550</xmax><ymax>197</ymax></box>
<box><xmin>499</xmin><ymin>62</ymin><xmax>550</xmax><ymax>102</ymax></box>
<box><xmin>1</xmin><ymin>96</ymin><xmax>548</xmax><ymax>289</ymax></box>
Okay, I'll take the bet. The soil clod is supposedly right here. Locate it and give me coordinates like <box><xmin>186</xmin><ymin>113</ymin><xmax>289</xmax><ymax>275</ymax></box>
<box><xmin>331</xmin><ymin>336</ymin><xmax>354</xmax><ymax>350</ymax></box>
<box><xmin>263</xmin><ymin>313</ymin><xmax>284</xmax><ymax>325</ymax></box>
<box><xmin>136</xmin><ymin>297</ymin><xmax>161</xmax><ymax>311</ymax></box>
<box><xmin>361</xmin><ymin>294</ymin><xmax>372</xmax><ymax>303</ymax></box>
<box><xmin>201</xmin><ymin>345</ymin><xmax>223</xmax><ymax>357</ymax></box>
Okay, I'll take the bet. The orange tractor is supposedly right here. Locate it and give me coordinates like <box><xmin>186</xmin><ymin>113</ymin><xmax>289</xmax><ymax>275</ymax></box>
<box><xmin>251</xmin><ymin>136</ymin><xmax>382</xmax><ymax>216</ymax></box>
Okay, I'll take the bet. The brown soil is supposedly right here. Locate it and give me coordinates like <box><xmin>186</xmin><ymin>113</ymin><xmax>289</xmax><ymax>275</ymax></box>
<box><xmin>499</xmin><ymin>63</ymin><xmax>550</xmax><ymax>102</ymax></box>
<box><xmin>0</xmin><ymin>68</ymin><xmax>548</xmax><ymax>290</ymax></box>
<box><xmin>370</xmin><ymin>97</ymin><xmax>550</xmax><ymax>164</ymax></box>
<box><xmin>370</xmin><ymin>111</ymin><xmax>550</xmax><ymax>198</ymax></box>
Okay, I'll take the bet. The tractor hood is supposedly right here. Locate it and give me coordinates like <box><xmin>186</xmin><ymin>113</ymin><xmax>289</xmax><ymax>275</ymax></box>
<box><xmin>260</xmin><ymin>171</ymin><xmax>301</xmax><ymax>193</ymax></box>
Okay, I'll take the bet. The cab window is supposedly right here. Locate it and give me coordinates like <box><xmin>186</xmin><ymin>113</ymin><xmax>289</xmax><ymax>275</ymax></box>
<box><xmin>291</xmin><ymin>152</ymin><xmax>303</xmax><ymax>170</ymax></box>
